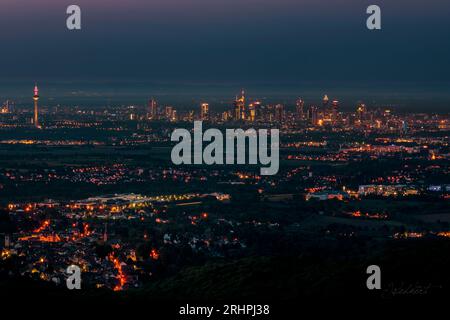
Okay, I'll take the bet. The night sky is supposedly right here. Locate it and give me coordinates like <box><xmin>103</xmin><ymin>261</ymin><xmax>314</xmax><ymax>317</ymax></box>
<box><xmin>1</xmin><ymin>0</ymin><xmax>450</xmax><ymax>108</ymax></box>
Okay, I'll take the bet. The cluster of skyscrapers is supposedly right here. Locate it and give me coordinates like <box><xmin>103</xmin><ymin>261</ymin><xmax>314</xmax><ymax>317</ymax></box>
<box><xmin>0</xmin><ymin>86</ymin><xmax>428</xmax><ymax>133</ymax></box>
<box><xmin>131</xmin><ymin>89</ymin><xmax>394</xmax><ymax>128</ymax></box>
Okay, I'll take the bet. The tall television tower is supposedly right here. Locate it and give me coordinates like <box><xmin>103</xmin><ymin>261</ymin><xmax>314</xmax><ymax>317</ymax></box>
<box><xmin>33</xmin><ymin>83</ymin><xmax>39</xmax><ymax>128</ymax></box>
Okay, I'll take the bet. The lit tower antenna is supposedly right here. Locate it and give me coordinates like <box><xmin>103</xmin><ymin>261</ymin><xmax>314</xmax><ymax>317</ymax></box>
<box><xmin>33</xmin><ymin>83</ymin><xmax>39</xmax><ymax>128</ymax></box>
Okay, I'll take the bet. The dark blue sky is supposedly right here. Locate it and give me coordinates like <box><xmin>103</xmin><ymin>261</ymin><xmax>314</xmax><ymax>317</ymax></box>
<box><xmin>0</xmin><ymin>0</ymin><xmax>450</xmax><ymax>109</ymax></box>
<box><xmin>1</xmin><ymin>0</ymin><xmax>449</xmax><ymax>81</ymax></box>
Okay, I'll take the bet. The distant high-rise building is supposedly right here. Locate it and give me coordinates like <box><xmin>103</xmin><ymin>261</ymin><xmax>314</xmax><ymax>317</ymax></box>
<box><xmin>296</xmin><ymin>98</ymin><xmax>305</xmax><ymax>120</ymax></box>
<box><xmin>260</xmin><ymin>105</ymin><xmax>274</xmax><ymax>122</ymax></box>
<box><xmin>356</xmin><ymin>103</ymin><xmax>367</xmax><ymax>122</ymax></box>
<box><xmin>383</xmin><ymin>109</ymin><xmax>392</xmax><ymax>120</ymax></box>
<box><xmin>275</xmin><ymin>104</ymin><xmax>284</xmax><ymax>123</ymax></box>
<box><xmin>171</xmin><ymin>109</ymin><xmax>177</xmax><ymax>122</ymax></box>
<box><xmin>322</xmin><ymin>94</ymin><xmax>329</xmax><ymax>109</ymax></box>
<box><xmin>200</xmin><ymin>103</ymin><xmax>209</xmax><ymax>120</ymax></box>
<box><xmin>222</xmin><ymin>111</ymin><xmax>230</xmax><ymax>122</ymax></box>
<box><xmin>310</xmin><ymin>106</ymin><xmax>318</xmax><ymax>125</ymax></box>
<box><xmin>165</xmin><ymin>106</ymin><xmax>174</xmax><ymax>120</ymax></box>
<box><xmin>148</xmin><ymin>98</ymin><xmax>158</xmax><ymax>120</ymax></box>
<box><xmin>234</xmin><ymin>89</ymin><xmax>246</xmax><ymax>120</ymax></box>
<box><xmin>248</xmin><ymin>101</ymin><xmax>261</xmax><ymax>122</ymax></box>
<box><xmin>33</xmin><ymin>84</ymin><xmax>39</xmax><ymax>128</ymax></box>
<box><xmin>331</xmin><ymin>100</ymin><xmax>339</xmax><ymax>122</ymax></box>
<box><xmin>1</xmin><ymin>100</ymin><xmax>12</xmax><ymax>114</ymax></box>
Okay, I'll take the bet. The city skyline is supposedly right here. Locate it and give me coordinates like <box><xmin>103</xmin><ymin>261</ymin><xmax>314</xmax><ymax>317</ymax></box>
<box><xmin>1</xmin><ymin>83</ymin><xmax>448</xmax><ymax>132</ymax></box>
<box><xmin>1</xmin><ymin>80</ymin><xmax>450</xmax><ymax>113</ymax></box>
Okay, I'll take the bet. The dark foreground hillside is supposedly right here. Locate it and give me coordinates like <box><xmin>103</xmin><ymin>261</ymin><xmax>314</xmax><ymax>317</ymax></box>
<box><xmin>1</xmin><ymin>238</ymin><xmax>449</xmax><ymax>316</ymax></box>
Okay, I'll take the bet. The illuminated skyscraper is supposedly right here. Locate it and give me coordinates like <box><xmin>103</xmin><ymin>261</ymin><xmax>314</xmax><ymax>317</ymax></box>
<box><xmin>165</xmin><ymin>106</ymin><xmax>174</xmax><ymax>120</ymax></box>
<box><xmin>356</xmin><ymin>103</ymin><xmax>367</xmax><ymax>122</ymax></box>
<box><xmin>275</xmin><ymin>104</ymin><xmax>284</xmax><ymax>123</ymax></box>
<box><xmin>171</xmin><ymin>109</ymin><xmax>177</xmax><ymax>122</ymax></box>
<box><xmin>234</xmin><ymin>89</ymin><xmax>246</xmax><ymax>120</ymax></box>
<box><xmin>248</xmin><ymin>101</ymin><xmax>261</xmax><ymax>122</ymax></box>
<box><xmin>322</xmin><ymin>94</ymin><xmax>329</xmax><ymax>109</ymax></box>
<box><xmin>33</xmin><ymin>84</ymin><xmax>39</xmax><ymax>128</ymax></box>
<box><xmin>200</xmin><ymin>103</ymin><xmax>209</xmax><ymax>120</ymax></box>
<box><xmin>296</xmin><ymin>98</ymin><xmax>305</xmax><ymax>120</ymax></box>
<box><xmin>148</xmin><ymin>98</ymin><xmax>158</xmax><ymax>120</ymax></box>
<box><xmin>1</xmin><ymin>100</ymin><xmax>10</xmax><ymax>114</ymax></box>
<box><xmin>331</xmin><ymin>100</ymin><xmax>339</xmax><ymax>122</ymax></box>
<box><xmin>221</xmin><ymin>111</ymin><xmax>230</xmax><ymax>122</ymax></box>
